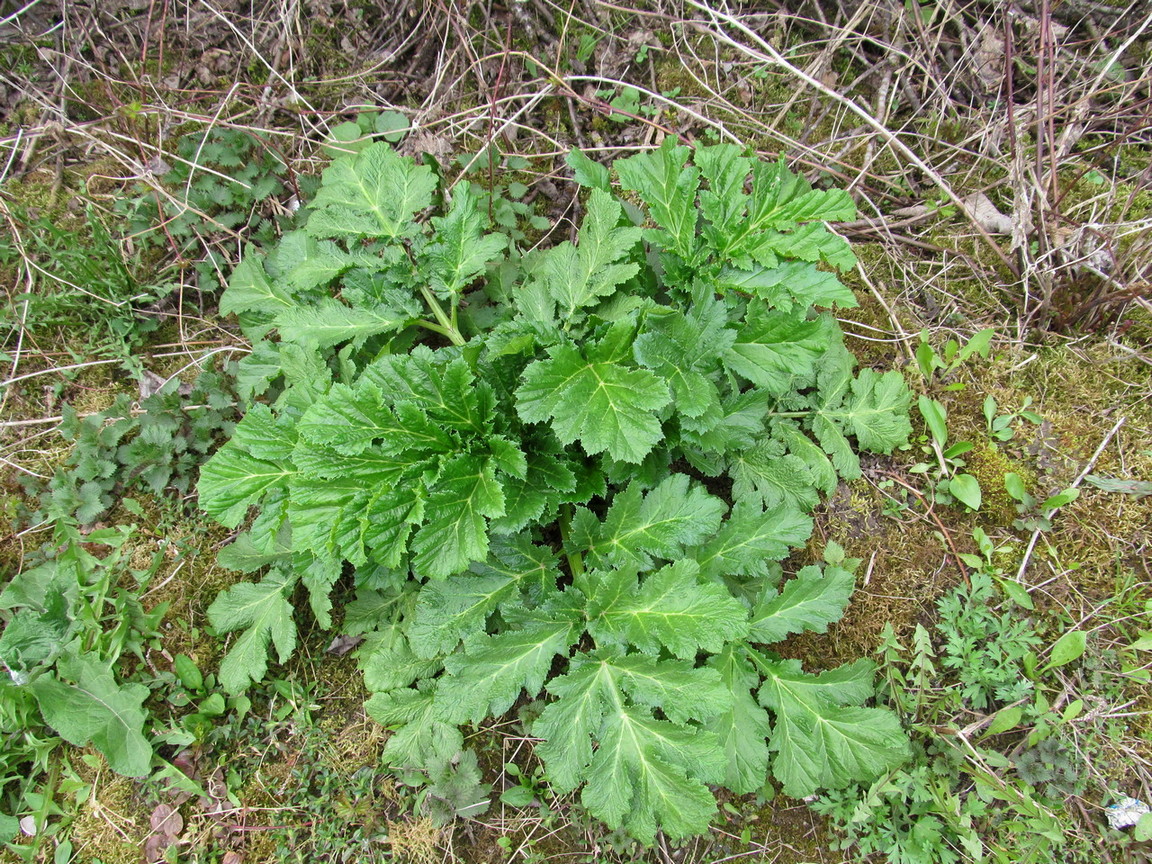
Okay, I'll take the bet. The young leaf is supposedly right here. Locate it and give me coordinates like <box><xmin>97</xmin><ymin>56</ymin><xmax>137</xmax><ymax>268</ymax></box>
<box><xmin>1044</xmin><ymin>630</ymin><xmax>1087</xmax><ymax>671</ymax></box>
<box><xmin>747</xmin><ymin>160</ymin><xmax>856</xmax><ymax>228</ymax></box>
<box><xmin>566</xmin><ymin>149</ymin><xmax>611</xmax><ymax>191</ymax></box>
<box><xmin>423</xmin><ymin>184</ymin><xmax>508</xmax><ymax>300</ymax></box>
<box><xmin>696</xmin><ymin>143</ymin><xmax>753</xmax><ymax>247</ymax></box>
<box><xmin>948</xmin><ymin>474</ymin><xmax>982</xmax><ymax>511</ymax></box>
<box><xmin>490</xmin><ymin>450</ymin><xmax>578</xmax><ymax>534</ymax></box>
<box><xmin>363</xmin><ymin>349</ymin><xmax>492</xmax><ymax>435</ymax></box>
<box><xmin>367</xmin><ymin>684</ymin><xmax>465</xmax><ymax>766</ymax></box>
<box><xmin>614</xmin><ymin>136</ymin><xmax>701</xmax><ymax>260</ymax></box>
<box><xmin>816</xmin><ymin>346</ymin><xmax>912</xmax><ymax>456</ymax></box>
<box><xmin>536</xmin><ymin>188</ymin><xmax>641</xmax><ymax>319</ymax></box>
<box><xmin>360</xmin><ymin>626</ymin><xmax>441</xmax><ymax>692</ymax></box>
<box><xmin>219</xmin><ymin>250</ymin><xmax>294</xmax><ymax>317</ymax></box>
<box><xmin>749</xmin><ymin>564</ymin><xmax>854</xmax><ymax>643</ymax></box>
<box><xmin>516</xmin><ymin>335</ymin><xmax>671</xmax><ymax>464</ymax></box>
<box><xmin>207</xmin><ymin>570</ymin><xmax>298</xmax><ymax>693</ymax></box>
<box><xmin>633</xmin><ymin>299</ymin><xmax>732</xmax><ymax>418</ymax></box>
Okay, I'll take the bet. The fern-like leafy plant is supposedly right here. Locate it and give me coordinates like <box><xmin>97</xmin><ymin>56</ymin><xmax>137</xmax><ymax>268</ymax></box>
<box><xmin>197</xmin><ymin>138</ymin><xmax>913</xmax><ymax>842</ymax></box>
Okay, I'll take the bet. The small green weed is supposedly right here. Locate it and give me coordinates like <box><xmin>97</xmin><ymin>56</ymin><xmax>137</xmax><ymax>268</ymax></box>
<box><xmin>0</xmin><ymin>520</ymin><xmax>164</xmax><ymax>852</ymax></box>
<box><xmin>115</xmin><ymin>127</ymin><xmax>302</xmax><ymax>293</ymax></box>
<box><xmin>815</xmin><ymin>528</ymin><xmax>1125</xmax><ymax>864</ymax></box>
<box><xmin>1</xmin><ymin>365</ymin><xmax>241</xmax><ymax>856</ymax></box>
<box><xmin>23</xmin><ymin>368</ymin><xmax>238</xmax><ymax>527</ymax></box>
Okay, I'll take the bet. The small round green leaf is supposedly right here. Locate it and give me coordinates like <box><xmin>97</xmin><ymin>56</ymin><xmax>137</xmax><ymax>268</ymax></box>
<box><xmin>948</xmin><ymin>474</ymin><xmax>982</xmax><ymax>511</ymax></box>
<box><xmin>374</xmin><ymin>110</ymin><xmax>410</xmax><ymax>143</ymax></box>
<box><xmin>322</xmin><ymin>121</ymin><xmax>368</xmax><ymax>158</ymax></box>
<box><xmin>1135</xmin><ymin>811</ymin><xmax>1152</xmax><ymax>842</ymax></box>
<box><xmin>1045</xmin><ymin>629</ymin><xmax>1087</xmax><ymax>670</ymax></box>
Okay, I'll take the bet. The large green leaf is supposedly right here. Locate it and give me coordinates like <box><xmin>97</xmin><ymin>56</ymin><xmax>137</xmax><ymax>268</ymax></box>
<box><xmin>410</xmin><ymin>454</ymin><xmax>506</xmax><ymax>578</ymax></box>
<box><xmin>586</xmin><ymin>560</ymin><xmax>748</xmax><ymax>658</ymax></box>
<box><xmin>297</xmin><ymin>381</ymin><xmax>453</xmax><ymax>456</ymax></box>
<box><xmin>690</xmin><ymin>501</ymin><xmax>813</xmax><ymax>581</ymax></box>
<box><xmin>706</xmin><ymin>645</ymin><xmax>773</xmax><ymax>794</ymax></box>
<box><xmin>274</xmin><ymin>297</ymin><xmax>416</xmax><ymax>349</ymax></box>
<box><xmin>578</xmin><ymin>474</ymin><xmax>726</xmax><ymax>569</ymax></box>
<box><xmin>757</xmin><ymin>657</ymin><xmax>909</xmax><ymax>797</ymax></box>
<box><xmin>730</xmin><ymin>442</ymin><xmax>821</xmax><ymax>513</ymax></box>
<box><xmin>408</xmin><ymin>572</ymin><xmax>523</xmax><ymax>658</ymax></box>
<box><xmin>30</xmin><ymin>654</ymin><xmax>151</xmax><ymax>777</ymax></box>
<box><xmin>723</xmin><ymin>307</ymin><xmax>829</xmax><ymax>395</ymax></box>
<box><xmin>715</xmin><ymin>261</ymin><xmax>857</xmax><ymax>311</ymax></box>
<box><xmin>755</xmin><ymin>222</ymin><xmax>856</xmax><ymax>271</ymax></box>
<box><xmin>307</xmin><ymin>142</ymin><xmax>437</xmax><ymax>240</ymax></box>
<box><xmin>435</xmin><ymin>618</ymin><xmax>579</xmax><ymax>724</ymax></box>
<box><xmin>197</xmin><ymin>440</ymin><xmax>294</xmax><ymax>529</ymax></box>
<box><xmin>533</xmin><ymin>652</ymin><xmax>727</xmax><ymax>843</ymax></box>
<box><xmin>749</xmin><ymin>564</ymin><xmax>854</xmax><ymax>643</ymax></box>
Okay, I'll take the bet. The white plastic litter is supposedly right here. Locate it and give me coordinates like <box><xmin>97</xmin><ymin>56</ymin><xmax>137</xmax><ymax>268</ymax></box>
<box><xmin>1106</xmin><ymin>797</ymin><xmax>1151</xmax><ymax>830</ymax></box>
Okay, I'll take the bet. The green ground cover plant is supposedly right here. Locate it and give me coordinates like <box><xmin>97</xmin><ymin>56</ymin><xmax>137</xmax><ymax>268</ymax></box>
<box><xmin>24</xmin><ymin>369</ymin><xmax>238</xmax><ymax>527</ymax></box>
<box><xmin>0</xmin><ymin>368</ymin><xmax>239</xmax><ymax>855</ymax></box>
<box><xmin>814</xmin><ymin>526</ymin><xmax>1128</xmax><ymax>864</ymax></box>
<box><xmin>196</xmin><ymin>137</ymin><xmax>915</xmax><ymax>842</ymax></box>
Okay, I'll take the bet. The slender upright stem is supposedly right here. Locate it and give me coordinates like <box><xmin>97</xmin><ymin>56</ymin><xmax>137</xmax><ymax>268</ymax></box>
<box><xmin>419</xmin><ymin>286</ymin><xmax>465</xmax><ymax>346</ymax></box>
<box><xmin>558</xmin><ymin>505</ymin><xmax>584</xmax><ymax>580</ymax></box>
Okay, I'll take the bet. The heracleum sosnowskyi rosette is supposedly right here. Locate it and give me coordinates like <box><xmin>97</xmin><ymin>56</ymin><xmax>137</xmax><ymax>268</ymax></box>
<box><xmin>198</xmin><ymin>137</ymin><xmax>913</xmax><ymax>841</ymax></box>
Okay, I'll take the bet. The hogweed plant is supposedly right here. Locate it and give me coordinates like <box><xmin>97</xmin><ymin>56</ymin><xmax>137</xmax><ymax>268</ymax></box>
<box><xmin>197</xmin><ymin>138</ymin><xmax>914</xmax><ymax>841</ymax></box>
